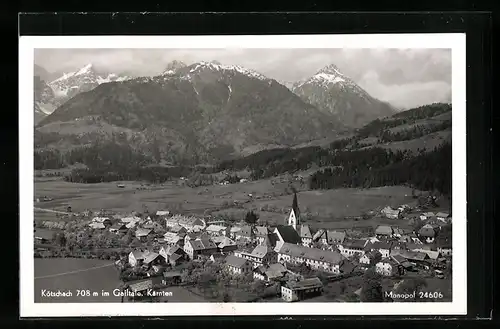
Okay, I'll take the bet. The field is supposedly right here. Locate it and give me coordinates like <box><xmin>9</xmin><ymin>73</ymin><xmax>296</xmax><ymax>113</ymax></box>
<box><xmin>34</xmin><ymin>178</ymin><xmax>422</xmax><ymax>229</ymax></box>
<box><xmin>34</xmin><ymin>258</ymin><xmax>122</xmax><ymax>303</ymax></box>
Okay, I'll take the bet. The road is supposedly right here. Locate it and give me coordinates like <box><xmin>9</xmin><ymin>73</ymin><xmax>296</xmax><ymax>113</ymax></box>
<box><xmin>34</xmin><ymin>207</ymin><xmax>72</xmax><ymax>215</ymax></box>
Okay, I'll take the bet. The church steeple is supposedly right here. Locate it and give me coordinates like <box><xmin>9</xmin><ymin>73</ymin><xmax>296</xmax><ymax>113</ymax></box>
<box><xmin>287</xmin><ymin>192</ymin><xmax>300</xmax><ymax>230</ymax></box>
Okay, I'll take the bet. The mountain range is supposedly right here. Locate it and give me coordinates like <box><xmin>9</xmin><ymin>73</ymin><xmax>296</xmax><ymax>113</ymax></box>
<box><xmin>34</xmin><ymin>60</ymin><xmax>398</xmax><ymax>164</ymax></box>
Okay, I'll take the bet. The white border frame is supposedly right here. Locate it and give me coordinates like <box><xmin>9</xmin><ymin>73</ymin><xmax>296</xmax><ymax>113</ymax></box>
<box><xmin>19</xmin><ymin>34</ymin><xmax>467</xmax><ymax>317</ymax></box>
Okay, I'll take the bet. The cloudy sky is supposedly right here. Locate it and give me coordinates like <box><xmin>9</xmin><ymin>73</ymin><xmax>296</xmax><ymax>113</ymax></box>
<box><xmin>35</xmin><ymin>48</ymin><xmax>451</xmax><ymax>109</ymax></box>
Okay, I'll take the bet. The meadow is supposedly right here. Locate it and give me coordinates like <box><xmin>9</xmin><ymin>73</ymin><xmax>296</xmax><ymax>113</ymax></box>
<box><xmin>34</xmin><ymin>258</ymin><xmax>122</xmax><ymax>303</ymax></box>
<box><xmin>34</xmin><ymin>177</ymin><xmax>423</xmax><ymax>230</ymax></box>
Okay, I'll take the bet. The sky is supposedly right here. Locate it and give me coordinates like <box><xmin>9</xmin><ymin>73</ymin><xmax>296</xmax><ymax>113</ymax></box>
<box><xmin>34</xmin><ymin>48</ymin><xmax>452</xmax><ymax>109</ymax></box>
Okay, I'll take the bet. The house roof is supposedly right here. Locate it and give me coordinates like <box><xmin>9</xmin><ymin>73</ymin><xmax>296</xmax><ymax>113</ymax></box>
<box><xmin>413</xmin><ymin>249</ymin><xmax>440</xmax><ymax>260</ymax></box>
<box><xmin>422</xmin><ymin>212</ymin><xmax>435</xmax><ymax>217</ymax></box>
<box><xmin>230</xmin><ymin>226</ymin><xmax>242</xmax><ymax>233</ymax></box>
<box><xmin>251</xmin><ymin>245</ymin><xmax>272</xmax><ymax>258</ymax></box>
<box><xmin>135</xmin><ymin>228</ymin><xmax>152</xmax><ymax>237</ymax></box>
<box><xmin>121</xmin><ymin>216</ymin><xmax>141</xmax><ymax>223</ymax></box>
<box><xmin>342</xmin><ymin>239</ymin><xmax>368</xmax><ymax>249</ymax></box>
<box><xmin>285</xmin><ymin>277</ymin><xmax>323</xmax><ymax>290</ymax></box>
<box><xmin>128</xmin><ymin>279</ymin><xmax>153</xmax><ymax>292</ymax></box>
<box><xmin>262</xmin><ymin>233</ymin><xmax>279</xmax><ymax>248</ymax></box>
<box><xmin>89</xmin><ymin>222</ymin><xmax>106</xmax><ymax>229</ymax></box>
<box><xmin>170</xmin><ymin>225</ymin><xmax>187</xmax><ymax>233</ymax></box>
<box><xmin>163</xmin><ymin>271</ymin><xmax>182</xmax><ymax>278</ymax></box>
<box><xmin>254</xmin><ymin>226</ymin><xmax>269</xmax><ymax>236</ymax></box>
<box><xmin>312</xmin><ymin>229</ymin><xmax>325</xmax><ymax>241</ymax></box>
<box><xmin>206</xmin><ymin>224</ymin><xmax>227</xmax><ymax>232</ymax></box>
<box><xmin>143</xmin><ymin>251</ymin><xmax>161</xmax><ymax>264</ymax></box>
<box><xmin>189</xmin><ymin>239</ymin><xmax>217</xmax><ymax>251</ymax></box>
<box><xmin>212</xmin><ymin>236</ymin><xmax>236</xmax><ymax>247</ymax></box>
<box><xmin>239</xmin><ymin>225</ymin><xmax>254</xmax><ymax>237</ymax></box>
<box><xmin>275</xmin><ymin>225</ymin><xmax>301</xmax><ymax>244</ymax></box>
<box><xmin>225</xmin><ymin>255</ymin><xmax>249</xmax><ymax>268</ymax></box>
<box><xmin>298</xmin><ymin>225</ymin><xmax>312</xmax><ymax>238</ymax></box>
<box><xmin>369</xmin><ymin>241</ymin><xmax>394</xmax><ymax>250</ymax></box>
<box><xmin>418</xmin><ymin>224</ymin><xmax>436</xmax><ymax>237</ymax></box>
<box><xmin>92</xmin><ymin>217</ymin><xmax>110</xmax><ymax>223</ymax></box>
<box><xmin>392</xmin><ymin>249</ymin><xmax>429</xmax><ymax>261</ymax></box>
<box><xmin>325</xmin><ymin>230</ymin><xmax>346</xmax><ymax>244</ymax></box>
<box><xmin>130</xmin><ymin>250</ymin><xmax>145</xmax><ymax>260</ymax></box>
<box><xmin>375</xmin><ymin>225</ymin><xmax>393</xmax><ymax>235</ymax></box>
<box><xmin>436</xmin><ymin>212</ymin><xmax>450</xmax><ymax>218</ymax></box>
<box><xmin>278</xmin><ymin>243</ymin><xmax>344</xmax><ymax>264</ymax></box>
<box><xmin>110</xmin><ymin>223</ymin><xmax>126</xmax><ymax>230</ymax></box>
<box><xmin>156</xmin><ymin>210</ymin><xmax>170</xmax><ymax>216</ymax></box>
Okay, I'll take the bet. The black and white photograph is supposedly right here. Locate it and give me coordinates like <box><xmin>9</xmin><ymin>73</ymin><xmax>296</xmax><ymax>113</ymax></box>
<box><xmin>20</xmin><ymin>34</ymin><xmax>466</xmax><ymax>316</ymax></box>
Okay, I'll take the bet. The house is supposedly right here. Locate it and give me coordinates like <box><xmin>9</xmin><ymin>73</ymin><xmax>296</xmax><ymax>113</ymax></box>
<box><xmin>274</xmin><ymin>225</ymin><xmax>301</xmax><ymax>251</ymax></box>
<box><xmin>89</xmin><ymin>222</ymin><xmax>106</xmax><ymax>230</ymax></box>
<box><xmin>235</xmin><ymin>245</ymin><xmax>278</xmax><ymax>268</ymax></box>
<box><xmin>159</xmin><ymin>246</ymin><xmax>188</xmax><ymax>266</ymax></box>
<box><xmin>359</xmin><ymin>251</ymin><xmax>379</xmax><ymax>266</ymax></box>
<box><xmin>365</xmin><ymin>241</ymin><xmax>394</xmax><ymax>258</ymax></box>
<box><xmin>339</xmin><ymin>239</ymin><xmax>368</xmax><ymax>258</ymax></box>
<box><xmin>135</xmin><ymin>228</ymin><xmax>153</xmax><ymax>242</ymax></box>
<box><xmin>276</xmin><ymin>243</ymin><xmax>344</xmax><ymax>274</ymax></box>
<box><xmin>254</xmin><ymin>226</ymin><xmax>269</xmax><ymax>244</ymax></box>
<box><xmin>141</xmin><ymin>221</ymin><xmax>163</xmax><ymax>231</ymax></box>
<box><xmin>170</xmin><ymin>225</ymin><xmax>187</xmax><ymax>235</ymax></box>
<box><xmin>253</xmin><ymin>263</ymin><xmax>288</xmax><ymax>281</ymax></box>
<box><xmin>391</xmin><ymin>249</ymin><xmax>430</xmax><ymax>267</ymax></box>
<box><xmin>235</xmin><ymin>225</ymin><xmax>254</xmax><ymax>241</ymax></box>
<box><xmin>121</xmin><ymin>216</ymin><xmax>141</xmax><ymax>223</ymax></box>
<box><xmin>229</xmin><ymin>226</ymin><xmax>242</xmax><ymax>239</ymax></box>
<box><xmin>142</xmin><ymin>251</ymin><xmax>165</xmax><ymax>267</ymax></box>
<box><xmin>212</xmin><ymin>236</ymin><xmax>238</xmax><ymax>253</ymax></box>
<box><xmin>225</xmin><ymin>255</ymin><xmax>253</xmax><ymax>275</ymax></box>
<box><xmin>413</xmin><ymin>248</ymin><xmax>441</xmax><ymax>260</ymax></box>
<box><xmin>339</xmin><ymin>259</ymin><xmax>357</xmax><ymax>275</ymax></box>
<box><xmin>436</xmin><ymin>212</ymin><xmax>451</xmax><ymax>222</ymax></box>
<box><xmin>162</xmin><ymin>232</ymin><xmax>184</xmax><ymax>246</ymax></box>
<box><xmin>323</xmin><ymin>230</ymin><xmax>346</xmax><ymax>246</ymax></box>
<box><xmin>381</xmin><ymin>206</ymin><xmax>401</xmax><ymax>219</ymax></box>
<box><xmin>183</xmin><ymin>239</ymin><xmax>218</xmax><ymax>260</ymax></box>
<box><xmin>91</xmin><ymin>217</ymin><xmax>112</xmax><ymax>226</ymax></box>
<box><xmin>162</xmin><ymin>271</ymin><xmax>182</xmax><ymax>286</ymax></box>
<box><xmin>281</xmin><ymin>277</ymin><xmax>323</xmax><ymax>302</ymax></box>
<box><xmin>109</xmin><ymin>223</ymin><xmax>127</xmax><ymax>234</ymax></box>
<box><xmin>437</xmin><ymin>242</ymin><xmax>452</xmax><ymax>256</ymax></box>
<box><xmin>156</xmin><ymin>210</ymin><xmax>170</xmax><ymax>217</ymax></box>
<box><xmin>420</xmin><ymin>212</ymin><xmax>436</xmax><ymax>221</ymax></box>
<box><xmin>418</xmin><ymin>224</ymin><xmax>437</xmax><ymax>243</ymax></box>
<box><xmin>34</xmin><ymin>229</ymin><xmax>55</xmax><ymax>244</ymax></box>
<box><xmin>297</xmin><ymin>224</ymin><xmax>313</xmax><ymax>247</ymax></box>
<box><xmin>129</xmin><ymin>250</ymin><xmax>146</xmax><ymax>267</ymax></box>
<box><xmin>375</xmin><ymin>257</ymin><xmax>404</xmax><ymax>276</ymax></box>
<box><xmin>165</xmin><ymin>215</ymin><xmax>205</xmax><ymax>231</ymax></box>
<box><xmin>261</xmin><ymin>233</ymin><xmax>279</xmax><ymax>249</ymax></box>
<box><xmin>127</xmin><ymin>278</ymin><xmax>155</xmax><ymax>301</ymax></box>
<box><xmin>375</xmin><ymin>225</ymin><xmax>393</xmax><ymax>237</ymax></box>
<box><xmin>205</xmin><ymin>224</ymin><xmax>229</xmax><ymax>237</ymax></box>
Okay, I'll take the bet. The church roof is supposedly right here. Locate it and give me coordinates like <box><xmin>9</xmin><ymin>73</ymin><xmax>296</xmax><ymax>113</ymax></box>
<box><xmin>292</xmin><ymin>192</ymin><xmax>300</xmax><ymax>217</ymax></box>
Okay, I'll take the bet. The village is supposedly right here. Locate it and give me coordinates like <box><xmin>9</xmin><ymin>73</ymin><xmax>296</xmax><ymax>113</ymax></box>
<box><xmin>34</xmin><ymin>191</ymin><xmax>452</xmax><ymax>303</ymax></box>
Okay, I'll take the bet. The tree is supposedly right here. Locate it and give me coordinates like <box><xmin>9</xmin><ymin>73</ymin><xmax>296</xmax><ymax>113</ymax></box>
<box><xmin>370</xmin><ymin>251</ymin><xmax>383</xmax><ymax>267</ymax></box>
<box><xmin>395</xmin><ymin>278</ymin><xmax>428</xmax><ymax>301</ymax></box>
<box><xmin>53</xmin><ymin>232</ymin><xmax>67</xmax><ymax>247</ymax></box>
<box><xmin>244</xmin><ymin>211</ymin><xmax>259</xmax><ymax>225</ymax></box>
<box><xmin>360</xmin><ymin>268</ymin><xmax>384</xmax><ymax>302</ymax></box>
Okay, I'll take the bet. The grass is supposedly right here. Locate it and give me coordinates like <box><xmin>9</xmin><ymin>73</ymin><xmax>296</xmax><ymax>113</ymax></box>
<box><xmin>34</xmin><ymin>258</ymin><xmax>122</xmax><ymax>303</ymax></box>
<box><xmin>35</xmin><ymin>178</ymin><xmax>428</xmax><ymax>231</ymax></box>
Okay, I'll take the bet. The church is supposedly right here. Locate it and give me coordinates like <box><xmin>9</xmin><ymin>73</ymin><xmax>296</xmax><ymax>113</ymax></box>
<box><xmin>275</xmin><ymin>192</ymin><xmax>313</xmax><ymax>248</ymax></box>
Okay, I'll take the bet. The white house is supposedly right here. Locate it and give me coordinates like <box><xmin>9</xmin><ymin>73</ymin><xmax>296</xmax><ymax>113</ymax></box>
<box><xmin>281</xmin><ymin>277</ymin><xmax>323</xmax><ymax>302</ymax></box>
<box><xmin>225</xmin><ymin>255</ymin><xmax>252</xmax><ymax>275</ymax></box>
<box><xmin>339</xmin><ymin>239</ymin><xmax>368</xmax><ymax>258</ymax></box>
<box><xmin>276</xmin><ymin>243</ymin><xmax>344</xmax><ymax>274</ymax></box>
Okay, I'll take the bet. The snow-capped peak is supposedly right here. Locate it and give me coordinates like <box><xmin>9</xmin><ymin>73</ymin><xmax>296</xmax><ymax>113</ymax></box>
<box><xmin>316</xmin><ymin>63</ymin><xmax>343</xmax><ymax>76</ymax></box>
<box><xmin>75</xmin><ymin>63</ymin><xmax>94</xmax><ymax>76</ymax></box>
<box><xmin>187</xmin><ymin>61</ymin><xmax>269</xmax><ymax>81</ymax></box>
<box><xmin>295</xmin><ymin>63</ymin><xmax>358</xmax><ymax>90</ymax></box>
<box><xmin>162</xmin><ymin>60</ymin><xmax>187</xmax><ymax>75</ymax></box>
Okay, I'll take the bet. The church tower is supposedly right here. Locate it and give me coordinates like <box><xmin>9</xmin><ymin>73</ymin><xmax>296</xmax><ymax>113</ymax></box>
<box><xmin>287</xmin><ymin>192</ymin><xmax>300</xmax><ymax>230</ymax></box>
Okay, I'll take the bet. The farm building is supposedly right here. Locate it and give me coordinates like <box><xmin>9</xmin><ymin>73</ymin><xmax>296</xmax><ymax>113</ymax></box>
<box><xmin>375</xmin><ymin>225</ymin><xmax>393</xmax><ymax>237</ymax></box>
<box><xmin>253</xmin><ymin>263</ymin><xmax>288</xmax><ymax>282</ymax></box>
<box><xmin>235</xmin><ymin>244</ymin><xmax>278</xmax><ymax>268</ymax></box>
<box><xmin>183</xmin><ymin>239</ymin><xmax>218</xmax><ymax>260</ymax></box>
<box><xmin>281</xmin><ymin>277</ymin><xmax>323</xmax><ymax>302</ymax></box>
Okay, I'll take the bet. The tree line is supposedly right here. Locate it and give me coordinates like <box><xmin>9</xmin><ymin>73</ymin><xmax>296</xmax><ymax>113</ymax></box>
<box><xmin>309</xmin><ymin>142</ymin><xmax>451</xmax><ymax>195</ymax></box>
